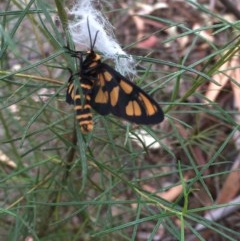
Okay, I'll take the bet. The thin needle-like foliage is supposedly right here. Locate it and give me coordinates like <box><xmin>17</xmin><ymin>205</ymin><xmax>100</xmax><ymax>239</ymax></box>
<box><xmin>1</xmin><ymin>1</ymin><xmax>240</xmax><ymax>241</ymax></box>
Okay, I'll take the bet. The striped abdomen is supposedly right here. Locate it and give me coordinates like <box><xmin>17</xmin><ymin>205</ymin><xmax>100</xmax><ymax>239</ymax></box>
<box><xmin>66</xmin><ymin>79</ymin><xmax>93</xmax><ymax>133</ymax></box>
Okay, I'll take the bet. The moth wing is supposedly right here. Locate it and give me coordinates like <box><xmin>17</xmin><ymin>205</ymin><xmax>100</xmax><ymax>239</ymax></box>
<box><xmin>90</xmin><ymin>63</ymin><xmax>164</xmax><ymax>124</ymax></box>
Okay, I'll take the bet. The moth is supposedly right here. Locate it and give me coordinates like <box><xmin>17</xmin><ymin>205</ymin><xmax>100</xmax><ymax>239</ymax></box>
<box><xmin>66</xmin><ymin>24</ymin><xmax>164</xmax><ymax>133</ymax></box>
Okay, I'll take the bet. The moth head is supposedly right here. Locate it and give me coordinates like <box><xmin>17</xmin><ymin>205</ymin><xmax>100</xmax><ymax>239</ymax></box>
<box><xmin>83</xmin><ymin>50</ymin><xmax>101</xmax><ymax>67</ymax></box>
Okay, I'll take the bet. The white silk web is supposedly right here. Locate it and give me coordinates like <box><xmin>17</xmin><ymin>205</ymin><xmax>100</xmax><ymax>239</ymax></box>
<box><xmin>68</xmin><ymin>0</ymin><xmax>136</xmax><ymax>76</ymax></box>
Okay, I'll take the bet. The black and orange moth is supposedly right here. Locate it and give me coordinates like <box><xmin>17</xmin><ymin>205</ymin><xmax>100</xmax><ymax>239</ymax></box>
<box><xmin>66</xmin><ymin>25</ymin><xmax>164</xmax><ymax>133</ymax></box>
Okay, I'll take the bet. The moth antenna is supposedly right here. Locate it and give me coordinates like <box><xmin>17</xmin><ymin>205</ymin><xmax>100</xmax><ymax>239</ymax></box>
<box><xmin>87</xmin><ymin>17</ymin><xmax>92</xmax><ymax>50</ymax></box>
<box><xmin>87</xmin><ymin>17</ymin><xmax>99</xmax><ymax>51</ymax></box>
<box><xmin>92</xmin><ymin>31</ymin><xmax>99</xmax><ymax>49</ymax></box>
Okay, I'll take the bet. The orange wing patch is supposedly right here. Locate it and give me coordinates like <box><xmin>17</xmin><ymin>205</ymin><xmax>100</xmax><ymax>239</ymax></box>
<box><xmin>119</xmin><ymin>80</ymin><xmax>133</xmax><ymax>94</ymax></box>
<box><xmin>103</xmin><ymin>71</ymin><xmax>112</xmax><ymax>82</ymax></box>
<box><xmin>95</xmin><ymin>88</ymin><xmax>108</xmax><ymax>104</ymax></box>
<box><xmin>126</xmin><ymin>101</ymin><xmax>141</xmax><ymax>116</ymax></box>
<box><xmin>110</xmin><ymin>86</ymin><xmax>119</xmax><ymax>106</ymax></box>
<box><xmin>139</xmin><ymin>93</ymin><xmax>157</xmax><ymax>116</ymax></box>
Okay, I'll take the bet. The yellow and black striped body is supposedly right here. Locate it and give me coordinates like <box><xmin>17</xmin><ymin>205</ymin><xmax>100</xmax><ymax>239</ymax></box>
<box><xmin>66</xmin><ymin>50</ymin><xmax>164</xmax><ymax>133</ymax></box>
<box><xmin>66</xmin><ymin>51</ymin><xmax>102</xmax><ymax>133</ymax></box>
<box><xmin>66</xmin><ymin>75</ymin><xmax>94</xmax><ymax>133</ymax></box>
